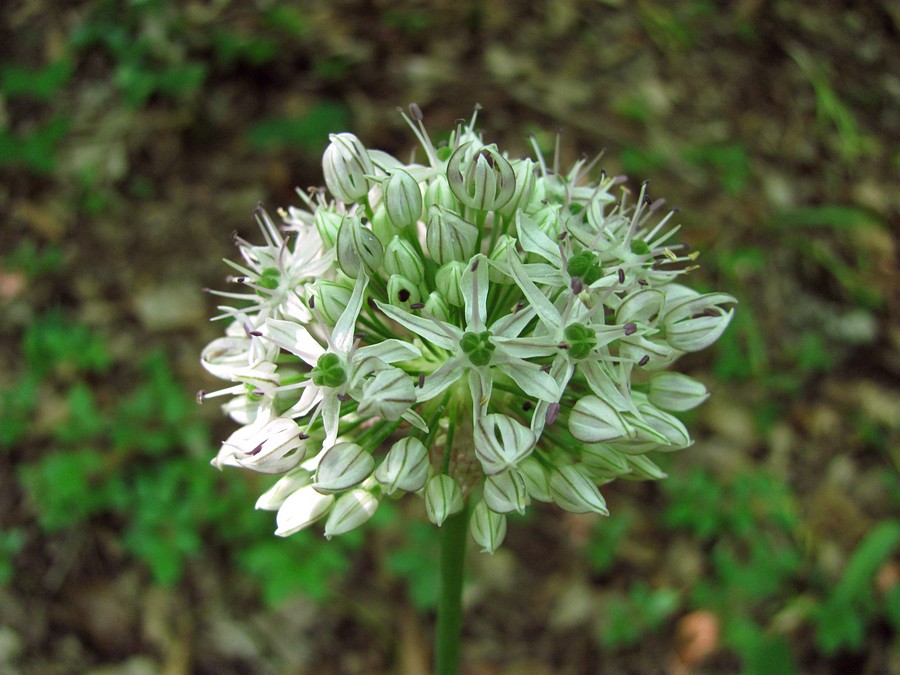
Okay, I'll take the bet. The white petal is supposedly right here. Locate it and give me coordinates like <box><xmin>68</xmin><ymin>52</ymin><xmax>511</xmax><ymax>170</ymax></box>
<box><xmin>354</xmin><ymin>339</ymin><xmax>421</xmax><ymax>364</ymax></box>
<box><xmin>265</xmin><ymin>319</ymin><xmax>324</xmax><ymax>366</ymax></box>
<box><xmin>313</xmin><ymin>442</ymin><xmax>374</xmax><ymax>493</ymax></box>
<box><xmin>416</xmin><ymin>359</ymin><xmax>466</xmax><ymax>402</ymax></box>
<box><xmin>469</xmin><ymin>500</ymin><xmax>507</xmax><ymax>554</ymax></box>
<box><xmin>516</xmin><ymin>211</ymin><xmax>562</xmax><ymax>266</ymax></box>
<box><xmin>274</xmin><ymin>485</ymin><xmax>334</xmax><ymax>536</ymax></box>
<box><xmin>504</xmin><ymin>359</ymin><xmax>560</xmax><ymax>402</ymax></box>
<box><xmin>569</xmin><ymin>395</ymin><xmax>633</xmax><ymax>443</ymax></box>
<box><xmin>506</xmin><ymin>248</ymin><xmax>560</xmax><ymax>329</ymax></box>
<box><xmin>460</xmin><ymin>254</ymin><xmax>489</xmax><ymax>330</ymax></box>
<box><xmin>332</xmin><ymin>273</ymin><xmax>369</xmax><ymax>354</ymax></box>
<box><xmin>474</xmin><ymin>413</ymin><xmax>536</xmax><ymax>475</ymax></box>
<box><xmin>375</xmin><ymin>300</ymin><xmax>459</xmax><ymax>351</ymax></box>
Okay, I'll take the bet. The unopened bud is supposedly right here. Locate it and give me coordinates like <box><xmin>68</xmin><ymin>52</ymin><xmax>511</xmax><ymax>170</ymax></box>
<box><xmin>497</xmin><ymin>158</ymin><xmax>537</xmax><ymax>219</ymax></box>
<box><xmin>469</xmin><ymin>500</ymin><xmax>507</xmax><ymax>554</ymax></box>
<box><xmin>425</xmin><ymin>205</ymin><xmax>478</xmax><ymax>265</ymax></box>
<box><xmin>549</xmin><ymin>465</ymin><xmax>609</xmax><ymax>515</ymax></box>
<box><xmin>313</xmin><ymin>442</ymin><xmax>375</xmax><ymax>493</ymax></box>
<box><xmin>336</xmin><ymin>215</ymin><xmax>384</xmax><ymax>278</ymax></box>
<box><xmin>423</xmin><ymin>291</ymin><xmax>451</xmax><ymax>322</ymax></box>
<box><xmin>382</xmin><ymin>169</ymin><xmax>423</xmax><ymax>230</ymax></box>
<box><xmin>312</xmin><ymin>280</ymin><xmax>353</xmax><ymax>325</ymax></box>
<box><xmin>425</xmin><ymin>474</ymin><xmax>464</xmax><ymax>526</ymax></box>
<box><xmin>648</xmin><ymin>372</ymin><xmax>709</xmax><ymax>412</ymax></box>
<box><xmin>435</xmin><ymin>261</ymin><xmax>466</xmax><ymax>307</ymax></box>
<box><xmin>384</xmin><ymin>235</ymin><xmax>425</xmax><ymax>283</ymax></box>
<box><xmin>323</xmin><ymin>132</ymin><xmax>374</xmax><ymax>203</ymax></box>
<box><xmin>314</xmin><ymin>208</ymin><xmax>343</xmax><ymax>248</ymax></box>
<box><xmin>386</xmin><ymin>274</ymin><xmax>422</xmax><ymax>308</ymax></box>
<box><xmin>483</xmin><ymin>469</ymin><xmax>529</xmax><ymax>515</ymax></box>
<box><xmin>324</xmin><ymin>488</ymin><xmax>379</xmax><ymax>539</ymax></box>
<box><xmin>375</xmin><ymin>437</ymin><xmax>430</xmax><ymax>496</ymax></box>
<box><xmin>424</xmin><ymin>174</ymin><xmax>458</xmax><ymax>211</ymax></box>
<box><xmin>447</xmin><ymin>142</ymin><xmax>515</xmax><ymax>211</ymax></box>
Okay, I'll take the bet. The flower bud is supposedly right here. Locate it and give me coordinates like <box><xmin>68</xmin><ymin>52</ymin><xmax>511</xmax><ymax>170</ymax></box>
<box><xmin>255</xmin><ymin>469</ymin><xmax>313</xmax><ymax>511</ymax></box>
<box><xmin>382</xmin><ymin>169</ymin><xmax>423</xmax><ymax>230</ymax></box>
<box><xmin>275</xmin><ymin>484</ymin><xmax>334</xmax><ymax>536</ymax></box>
<box><xmin>314</xmin><ymin>208</ymin><xmax>343</xmax><ymax>248</ymax></box>
<box><xmin>323</xmin><ymin>132</ymin><xmax>374</xmax><ymax>204</ymax></box>
<box><xmin>518</xmin><ymin>456</ymin><xmax>551</xmax><ymax>502</ymax></box>
<box><xmin>357</xmin><ymin>367</ymin><xmax>416</xmax><ymax>420</ymax></box>
<box><xmin>581</xmin><ymin>444</ymin><xmax>630</xmax><ymax>480</ymax></box>
<box><xmin>665</xmin><ymin>308</ymin><xmax>734</xmax><ymax>352</ymax></box>
<box><xmin>447</xmin><ymin>142</ymin><xmax>515</xmax><ymax>211</ymax></box>
<box><xmin>569</xmin><ymin>395</ymin><xmax>633</xmax><ymax>443</ymax></box>
<box><xmin>474</xmin><ymin>413</ymin><xmax>536</xmax><ymax>475</ymax></box>
<box><xmin>425</xmin><ymin>205</ymin><xmax>478</xmax><ymax>265</ymax></box>
<box><xmin>336</xmin><ymin>215</ymin><xmax>384</xmax><ymax>278</ymax></box>
<box><xmin>375</xmin><ymin>437</ymin><xmax>430</xmax><ymax>496</ymax></box>
<box><xmin>370</xmin><ymin>202</ymin><xmax>400</xmax><ymax>246</ymax></box>
<box><xmin>424</xmin><ymin>174</ymin><xmax>458</xmax><ymax>212</ymax></box>
<box><xmin>313</xmin><ymin>442</ymin><xmax>375</xmax><ymax>493</ymax></box>
<box><xmin>623</xmin><ymin>454</ymin><xmax>668</xmax><ymax>481</ymax></box>
<box><xmin>487</xmin><ymin>234</ymin><xmax>516</xmax><ymax>283</ymax></box>
<box><xmin>634</xmin><ymin>403</ymin><xmax>691</xmax><ymax>449</ymax></box>
<box><xmin>425</xmin><ymin>474</ymin><xmax>464</xmax><ymax>526</ymax></box>
<box><xmin>384</xmin><ymin>236</ymin><xmax>425</xmax><ymax>283</ymax></box>
<box><xmin>483</xmin><ymin>469</ymin><xmax>529</xmax><ymax>515</ymax></box>
<box><xmin>435</xmin><ymin>261</ymin><xmax>466</xmax><ymax>307</ymax></box>
<box><xmin>324</xmin><ymin>488</ymin><xmax>379</xmax><ymax>539</ymax></box>
<box><xmin>497</xmin><ymin>158</ymin><xmax>536</xmax><ymax>219</ymax></box>
<box><xmin>219</xmin><ymin>417</ymin><xmax>307</xmax><ymax>475</ymax></box>
<box><xmin>423</xmin><ymin>291</ymin><xmax>451</xmax><ymax>322</ymax></box>
<box><xmin>549</xmin><ymin>465</ymin><xmax>609</xmax><ymax>515</ymax></box>
<box><xmin>386</xmin><ymin>274</ymin><xmax>422</xmax><ymax>308</ymax></box>
<box><xmin>312</xmin><ymin>280</ymin><xmax>353</xmax><ymax>325</ymax></box>
<box><xmin>470</xmin><ymin>500</ymin><xmax>507</xmax><ymax>554</ymax></box>
<box><xmin>201</xmin><ymin>336</ymin><xmax>252</xmax><ymax>380</ymax></box>
<box><xmin>648</xmin><ymin>372</ymin><xmax>709</xmax><ymax>412</ymax></box>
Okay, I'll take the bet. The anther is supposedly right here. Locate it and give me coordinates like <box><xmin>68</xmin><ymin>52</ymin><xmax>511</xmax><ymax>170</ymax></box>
<box><xmin>196</xmin><ymin>390</ymin><xmax>205</xmax><ymax>404</ymax></box>
<box><xmin>252</xmin><ymin>389</ymin><xmax>264</xmax><ymax>397</ymax></box>
<box><xmin>337</xmin><ymin>393</ymin><xmax>350</xmax><ymax>402</ymax></box>
<box><xmin>540</xmin><ymin>364</ymin><xmax>552</xmax><ymax>373</ymax></box>
<box><xmin>571</xmin><ymin>278</ymin><xmax>584</xmax><ymax>294</ymax></box>
<box><xmin>249</xmin><ymin>330</ymin><xmax>262</xmax><ymax>337</ymax></box>
<box><xmin>308</xmin><ymin>296</ymin><xmax>315</xmax><ymax>309</ymax></box>
<box><xmin>557</xmin><ymin>343</ymin><xmax>570</xmax><ymax>350</ymax></box>
<box><xmin>410</xmin><ymin>302</ymin><xmax>425</xmax><ymax>310</ymax></box>
<box><xmin>299</xmin><ymin>433</ymin><xmax>310</xmax><ymax>440</ymax></box>
<box><xmin>418</xmin><ymin>374</ymin><xmax>425</xmax><ymax>388</ymax></box>
<box><xmin>248</xmin><ymin>442</ymin><xmax>264</xmax><ymax>456</ymax></box>
<box><xmin>623</xmin><ymin>322</ymin><xmax>637</xmax><ymax>336</ymax></box>
<box><xmin>546</xmin><ymin>402</ymin><xmax>561</xmax><ymax>425</ymax></box>
<box><xmin>409</xmin><ymin>102</ymin><xmax>424</xmax><ymax>121</ymax></box>
<box><xmin>617</xmin><ymin>268</ymin><xmax>625</xmax><ymax>284</ymax></box>
<box><xmin>638</xmin><ymin>355</ymin><xmax>650</xmax><ymax>366</ymax></box>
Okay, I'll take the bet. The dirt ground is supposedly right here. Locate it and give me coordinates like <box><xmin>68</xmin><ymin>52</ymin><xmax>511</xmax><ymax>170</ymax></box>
<box><xmin>2</xmin><ymin>1</ymin><xmax>899</xmax><ymax>673</ymax></box>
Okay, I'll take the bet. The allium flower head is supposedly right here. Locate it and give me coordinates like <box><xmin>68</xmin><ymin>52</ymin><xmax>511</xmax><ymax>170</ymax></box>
<box><xmin>201</xmin><ymin>105</ymin><xmax>735</xmax><ymax>553</ymax></box>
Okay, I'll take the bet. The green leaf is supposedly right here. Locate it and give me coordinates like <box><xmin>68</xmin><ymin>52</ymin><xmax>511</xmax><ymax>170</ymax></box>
<box><xmin>247</xmin><ymin>102</ymin><xmax>351</xmax><ymax>153</ymax></box>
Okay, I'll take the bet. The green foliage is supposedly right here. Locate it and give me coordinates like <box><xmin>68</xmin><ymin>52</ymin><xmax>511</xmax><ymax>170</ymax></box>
<box><xmin>586</xmin><ymin>511</ymin><xmax>632</xmax><ymax>574</ymax></box>
<box><xmin>0</xmin><ymin>116</ymin><xmax>70</xmax><ymax>174</ymax></box>
<box><xmin>3</xmin><ymin>239</ymin><xmax>64</xmax><ymax>279</ymax></box>
<box><xmin>683</xmin><ymin>142</ymin><xmax>750</xmax><ymax>196</ymax></box>
<box><xmin>0</xmin><ymin>528</ymin><xmax>25</xmax><ymax>585</ymax></box>
<box><xmin>813</xmin><ymin>520</ymin><xmax>900</xmax><ymax>654</ymax></box>
<box><xmin>22</xmin><ymin>310</ymin><xmax>111</xmax><ymax>378</ymax></box>
<box><xmin>0</xmin><ymin>60</ymin><xmax>72</xmax><ymax>102</ymax></box>
<box><xmin>247</xmin><ymin>102</ymin><xmax>351</xmax><ymax>153</ymax></box>
<box><xmin>388</xmin><ymin>521</ymin><xmax>441</xmax><ymax>609</ymax></box>
<box><xmin>599</xmin><ymin>582</ymin><xmax>679</xmax><ymax>648</ymax></box>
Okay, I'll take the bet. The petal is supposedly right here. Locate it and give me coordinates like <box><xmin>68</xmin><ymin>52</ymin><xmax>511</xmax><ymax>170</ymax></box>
<box><xmin>354</xmin><ymin>339</ymin><xmax>421</xmax><ymax>364</ymax></box>
<box><xmin>375</xmin><ymin>300</ymin><xmax>460</xmax><ymax>351</ymax></box>
<box><xmin>474</xmin><ymin>413</ymin><xmax>537</xmax><ymax>475</ymax></box>
<box><xmin>313</xmin><ymin>442</ymin><xmax>375</xmax><ymax>493</ymax></box>
<box><xmin>506</xmin><ymin>248</ymin><xmax>560</xmax><ymax>329</ymax></box>
<box><xmin>264</xmin><ymin>319</ymin><xmax>324</xmax><ymax>366</ymax></box>
<box><xmin>516</xmin><ymin>211</ymin><xmax>562</xmax><ymax>266</ymax></box>
<box><xmin>569</xmin><ymin>395</ymin><xmax>633</xmax><ymax>443</ymax></box>
<box><xmin>460</xmin><ymin>253</ymin><xmax>490</xmax><ymax>330</ymax></box>
<box><xmin>549</xmin><ymin>465</ymin><xmax>608</xmax><ymax>515</ymax></box>
<box><xmin>332</xmin><ymin>273</ymin><xmax>369</xmax><ymax>353</ymax></box>
<box><xmin>504</xmin><ymin>359</ymin><xmax>561</xmax><ymax>402</ymax></box>
<box><xmin>469</xmin><ymin>500</ymin><xmax>507</xmax><ymax>554</ymax></box>
<box><xmin>274</xmin><ymin>485</ymin><xmax>334</xmax><ymax>536</ymax></box>
<box><xmin>417</xmin><ymin>359</ymin><xmax>466</xmax><ymax>402</ymax></box>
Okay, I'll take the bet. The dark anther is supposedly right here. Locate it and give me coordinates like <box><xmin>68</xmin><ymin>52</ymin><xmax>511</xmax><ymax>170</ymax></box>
<box><xmin>638</xmin><ymin>355</ymin><xmax>650</xmax><ymax>366</ymax></box>
<box><xmin>409</xmin><ymin>102</ymin><xmax>424</xmax><ymax>121</ymax></box>
<box><xmin>522</xmin><ymin>401</ymin><xmax>533</xmax><ymax>411</ymax></box>
<box><xmin>398</xmin><ymin>289</ymin><xmax>411</xmax><ymax>302</ymax></box>
<box><xmin>308</xmin><ymin>296</ymin><xmax>315</xmax><ymax>308</ymax></box>
<box><xmin>248</xmin><ymin>442</ymin><xmax>264</xmax><ymax>456</ymax></box>
<box><xmin>541</xmin><ymin>199</ymin><xmax>549</xmax><ymax>205</ymax></box>
<box><xmin>418</xmin><ymin>374</ymin><xmax>425</xmax><ymax>388</ymax></box>
<box><xmin>299</xmin><ymin>433</ymin><xmax>310</xmax><ymax>440</ymax></box>
<box><xmin>617</xmin><ymin>268</ymin><xmax>625</xmax><ymax>284</ymax></box>
<box><xmin>354</xmin><ymin>332</ymin><xmax>367</xmax><ymax>339</ymax></box>
<box><xmin>623</xmin><ymin>322</ymin><xmax>637</xmax><ymax>336</ymax></box>
<box><xmin>410</xmin><ymin>302</ymin><xmax>425</xmax><ymax>310</ymax></box>
<box><xmin>638</xmin><ymin>279</ymin><xmax>648</xmax><ymax>286</ymax></box>
<box><xmin>546</xmin><ymin>402</ymin><xmax>561</xmax><ymax>425</ymax></box>
<box><xmin>643</xmin><ymin>194</ymin><xmax>652</xmax><ymax>206</ymax></box>
<box><xmin>571</xmin><ymin>278</ymin><xmax>584</xmax><ymax>294</ymax></box>
<box><xmin>249</xmin><ymin>330</ymin><xmax>262</xmax><ymax>337</ymax></box>
<box><xmin>337</xmin><ymin>393</ymin><xmax>350</xmax><ymax>402</ymax></box>
<box><xmin>514</xmin><ymin>302</ymin><xmax>526</xmax><ymax>313</ymax></box>
<box><xmin>691</xmin><ymin>308</ymin><xmax>720</xmax><ymax>319</ymax></box>
<box><xmin>196</xmin><ymin>390</ymin><xmax>205</xmax><ymax>404</ymax></box>
<box><xmin>540</xmin><ymin>364</ymin><xmax>552</xmax><ymax>373</ymax></box>
<box><xmin>557</xmin><ymin>343</ymin><xmax>570</xmax><ymax>350</ymax></box>
<box><xmin>252</xmin><ymin>389</ymin><xmax>264</xmax><ymax>397</ymax></box>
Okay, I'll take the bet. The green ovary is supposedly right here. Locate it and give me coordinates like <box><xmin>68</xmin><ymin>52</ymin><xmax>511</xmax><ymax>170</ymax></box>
<box><xmin>564</xmin><ymin>323</ymin><xmax>597</xmax><ymax>360</ymax></box>
<box><xmin>311</xmin><ymin>352</ymin><xmax>347</xmax><ymax>388</ymax></box>
<box><xmin>459</xmin><ymin>330</ymin><xmax>495</xmax><ymax>367</ymax></box>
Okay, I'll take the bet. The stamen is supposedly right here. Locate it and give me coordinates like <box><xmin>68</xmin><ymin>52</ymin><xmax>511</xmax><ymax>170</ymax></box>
<box><xmin>617</xmin><ymin>268</ymin><xmax>625</xmax><ymax>284</ymax></box>
<box><xmin>196</xmin><ymin>390</ymin><xmax>205</xmax><ymax>404</ymax></box>
<box><xmin>410</xmin><ymin>302</ymin><xmax>425</xmax><ymax>310</ymax></box>
<box><xmin>623</xmin><ymin>322</ymin><xmax>637</xmax><ymax>336</ymax></box>
<box><xmin>299</xmin><ymin>433</ymin><xmax>310</xmax><ymax>440</ymax></box>
<box><xmin>638</xmin><ymin>355</ymin><xmax>650</xmax><ymax>366</ymax></box>
<box><xmin>546</xmin><ymin>402</ymin><xmax>561</xmax><ymax>425</ymax></box>
<box><xmin>418</xmin><ymin>374</ymin><xmax>425</xmax><ymax>388</ymax></box>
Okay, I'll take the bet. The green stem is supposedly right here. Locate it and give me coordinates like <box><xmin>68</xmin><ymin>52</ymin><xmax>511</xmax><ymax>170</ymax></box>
<box><xmin>435</xmin><ymin>504</ymin><xmax>468</xmax><ymax>675</ymax></box>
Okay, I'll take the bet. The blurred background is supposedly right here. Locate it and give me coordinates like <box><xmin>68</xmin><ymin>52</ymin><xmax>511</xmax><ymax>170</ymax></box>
<box><xmin>2</xmin><ymin>1</ymin><xmax>898</xmax><ymax>673</ymax></box>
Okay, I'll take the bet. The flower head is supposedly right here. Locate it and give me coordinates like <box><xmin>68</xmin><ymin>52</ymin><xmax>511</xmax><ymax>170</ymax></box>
<box><xmin>202</xmin><ymin>105</ymin><xmax>735</xmax><ymax>547</ymax></box>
